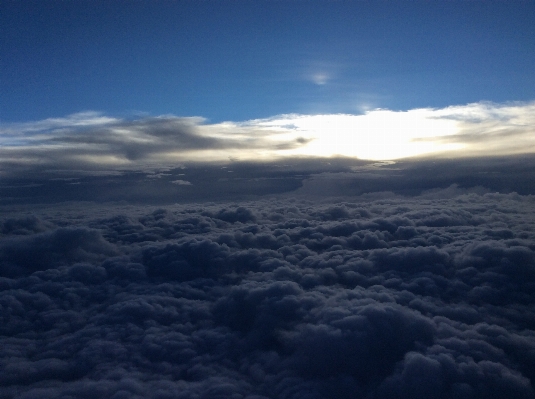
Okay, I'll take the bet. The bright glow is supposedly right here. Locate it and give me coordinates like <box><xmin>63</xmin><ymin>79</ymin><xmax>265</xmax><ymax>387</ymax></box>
<box><xmin>1</xmin><ymin>102</ymin><xmax>534</xmax><ymax>170</ymax></box>
<box><xmin>239</xmin><ymin>109</ymin><xmax>463</xmax><ymax>160</ymax></box>
<box><xmin>311</xmin><ymin>73</ymin><xmax>329</xmax><ymax>85</ymax></box>
<box><xmin>233</xmin><ymin>101</ymin><xmax>535</xmax><ymax>160</ymax></box>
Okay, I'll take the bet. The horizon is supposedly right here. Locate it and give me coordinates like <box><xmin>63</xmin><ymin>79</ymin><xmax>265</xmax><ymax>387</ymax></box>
<box><xmin>2</xmin><ymin>0</ymin><xmax>535</xmax><ymax>171</ymax></box>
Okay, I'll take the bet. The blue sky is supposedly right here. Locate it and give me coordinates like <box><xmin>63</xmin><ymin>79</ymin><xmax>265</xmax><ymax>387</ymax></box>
<box><xmin>2</xmin><ymin>0</ymin><xmax>534</xmax><ymax>123</ymax></box>
<box><xmin>1</xmin><ymin>1</ymin><xmax>535</xmax><ymax>165</ymax></box>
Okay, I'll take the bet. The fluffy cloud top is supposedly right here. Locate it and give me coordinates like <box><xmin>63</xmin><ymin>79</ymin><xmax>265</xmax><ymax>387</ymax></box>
<box><xmin>1</xmin><ymin>101</ymin><xmax>534</xmax><ymax>175</ymax></box>
<box><xmin>1</xmin><ymin>188</ymin><xmax>535</xmax><ymax>398</ymax></box>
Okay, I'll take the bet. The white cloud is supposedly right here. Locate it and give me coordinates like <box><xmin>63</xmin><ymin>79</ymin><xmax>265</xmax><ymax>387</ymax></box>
<box><xmin>242</xmin><ymin>101</ymin><xmax>535</xmax><ymax>160</ymax></box>
<box><xmin>1</xmin><ymin>101</ymin><xmax>534</xmax><ymax>175</ymax></box>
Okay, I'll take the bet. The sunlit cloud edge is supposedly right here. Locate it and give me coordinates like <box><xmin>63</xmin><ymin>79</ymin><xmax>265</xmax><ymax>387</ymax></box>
<box><xmin>1</xmin><ymin>100</ymin><xmax>534</xmax><ymax>174</ymax></box>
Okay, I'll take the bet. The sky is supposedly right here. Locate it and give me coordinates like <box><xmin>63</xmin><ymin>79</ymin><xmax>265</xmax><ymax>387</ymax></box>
<box><xmin>1</xmin><ymin>2</ymin><xmax>535</xmax><ymax>398</ymax></box>
<box><xmin>1</xmin><ymin>0</ymin><xmax>535</xmax><ymax>163</ymax></box>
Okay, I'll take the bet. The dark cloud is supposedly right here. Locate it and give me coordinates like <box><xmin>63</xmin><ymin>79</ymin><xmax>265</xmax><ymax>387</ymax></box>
<box><xmin>0</xmin><ymin>113</ymin><xmax>324</xmax><ymax>177</ymax></box>
<box><xmin>1</xmin><ymin>177</ymin><xmax>535</xmax><ymax>398</ymax></box>
<box><xmin>53</xmin><ymin>117</ymin><xmax>226</xmax><ymax>161</ymax></box>
<box><xmin>1</xmin><ymin>215</ymin><xmax>50</xmax><ymax>235</ymax></box>
<box><xmin>0</xmin><ymin>227</ymin><xmax>118</xmax><ymax>277</ymax></box>
<box><xmin>3</xmin><ymin>154</ymin><xmax>535</xmax><ymax>206</ymax></box>
<box><xmin>205</xmin><ymin>207</ymin><xmax>257</xmax><ymax>224</ymax></box>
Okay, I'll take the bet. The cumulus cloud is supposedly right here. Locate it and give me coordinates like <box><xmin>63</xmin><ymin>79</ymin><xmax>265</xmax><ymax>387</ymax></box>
<box><xmin>1</xmin><ymin>186</ymin><xmax>534</xmax><ymax>398</ymax></box>
<box><xmin>2</xmin><ymin>101</ymin><xmax>534</xmax><ymax>176</ymax></box>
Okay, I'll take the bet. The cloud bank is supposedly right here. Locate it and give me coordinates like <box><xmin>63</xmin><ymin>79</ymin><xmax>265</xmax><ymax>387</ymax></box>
<box><xmin>1</xmin><ymin>101</ymin><xmax>534</xmax><ymax>176</ymax></box>
<box><xmin>1</xmin><ymin>188</ymin><xmax>535</xmax><ymax>398</ymax></box>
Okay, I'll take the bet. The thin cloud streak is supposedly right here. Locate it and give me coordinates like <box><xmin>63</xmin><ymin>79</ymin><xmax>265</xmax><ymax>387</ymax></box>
<box><xmin>1</xmin><ymin>101</ymin><xmax>534</xmax><ymax>174</ymax></box>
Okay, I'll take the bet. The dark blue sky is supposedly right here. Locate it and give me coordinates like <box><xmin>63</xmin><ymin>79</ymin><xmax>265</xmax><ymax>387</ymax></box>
<box><xmin>2</xmin><ymin>0</ymin><xmax>534</xmax><ymax>123</ymax></box>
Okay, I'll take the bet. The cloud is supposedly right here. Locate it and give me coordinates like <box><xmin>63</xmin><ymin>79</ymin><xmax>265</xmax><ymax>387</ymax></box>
<box><xmin>429</xmin><ymin>102</ymin><xmax>535</xmax><ymax>157</ymax></box>
<box><xmin>2</xmin><ymin>101</ymin><xmax>535</xmax><ymax>176</ymax></box>
<box><xmin>171</xmin><ymin>179</ymin><xmax>192</xmax><ymax>185</ymax></box>
<box><xmin>253</xmin><ymin>101</ymin><xmax>535</xmax><ymax>160</ymax></box>
<box><xmin>0</xmin><ymin>114</ymin><xmax>230</xmax><ymax>170</ymax></box>
<box><xmin>0</xmin><ymin>227</ymin><xmax>118</xmax><ymax>277</ymax></box>
<box><xmin>1</xmin><ymin>185</ymin><xmax>535</xmax><ymax>398</ymax></box>
<box><xmin>0</xmin><ymin>113</ymin><xmax>315</xmax><ymax>176</ymax></box>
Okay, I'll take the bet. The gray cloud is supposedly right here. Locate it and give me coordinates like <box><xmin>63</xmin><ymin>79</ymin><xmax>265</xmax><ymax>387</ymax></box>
<box><xmin>1</xmin><ymin>181</ymin><xmax>534</xmax><ymax>398</ymax></box>
<box><xmin>171</xmin><ymin>180</ymin><xmax>192</xmax><ymax>185</ymax></box>
<box><xmin>0</xmin><ymin>115</ymin><xmax>232</xmax><ymax>174</ymax></box>
<box><xmin>0</xmin><ymin>114</ymin><xmax>301</xmax><ymax>176</ymax></box>
<box><xmin>53</xmin><ymin>117</ymin><xmax>224</xmax><ymax>160</ymax></box>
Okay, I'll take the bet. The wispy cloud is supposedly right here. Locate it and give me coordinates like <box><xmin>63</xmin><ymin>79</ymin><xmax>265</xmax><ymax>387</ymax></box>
<box><xmin>422</xmin><ymin>101</ymin><xmax>535</xmax><ymax>156</ymax></box>
<box><xmin>1</xmin><ymin>101</ymin><xmax>534</xmax><ymax>175</ymax></box>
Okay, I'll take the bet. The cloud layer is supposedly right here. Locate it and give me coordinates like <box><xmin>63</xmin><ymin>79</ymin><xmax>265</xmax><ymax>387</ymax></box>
<box><xmin>1</xmin><ymin>101</ymin><xmax>535</xmax><ymax>175</ymax></box>
<box><xmin>1</xmin><ymin>188</ymin><xmax>535</xmax><ymax>398</ymax></box>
